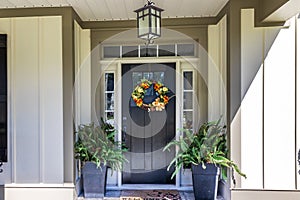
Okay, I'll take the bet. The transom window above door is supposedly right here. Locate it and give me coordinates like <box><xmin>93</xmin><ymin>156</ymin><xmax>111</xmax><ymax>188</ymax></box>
<box><xmin>101</xmin><ymin>43</ymin><xmax>196</xmax><ymax>59</ymax></box>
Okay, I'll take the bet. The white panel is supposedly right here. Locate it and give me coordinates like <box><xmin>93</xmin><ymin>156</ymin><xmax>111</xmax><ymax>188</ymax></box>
<box><xmin>264</xmin><ymin>17</ymin><xmax>296</xmax><ymax>189</ymax></box>
<box><xmin>232</xmin><ymin>190</ymin><xmax>300</xmax><ymax>200</ymax></box>
<box><xmin>297</xmin><ymin>16</ymin><xmax>300</xmax><ymax>190</ymax></box>
<box><xmin>241</xmin><ymin>68</ymin><xmax>263</xmax><ymax>189</ymax></box>
<box><xmin>74</xmin><ymin>21</ymin><xmax>80</xmax><ymax>128</ymax></box>
<box><xmin>230</xmin><ymin>109</ymin><xmax>242</xmax><ymax>188</ymax></box>
<box><xmin>208</xmin><ymin>24</ymin><xmax>220</xmax><ymax>121</ymax></box>
<box><xmin>240</xmin><ymin>9</ymin><xmax>264</xmax><ymax>189</ymax></box>
<box><xmin>13</xmin><ymin>17</ymin><xmax>40</xmax><ymax>183</ymax></box>
<box><xmin>39</xmin><ymin>16</ymin><xmax>63</xmax><ymax>183</ymax></box>
<box><xmin>208</xmin><ymin>15</ymin><xmax>227</xmax><ymax>122</ymax></box>
<box><xmin>5</xmin><ymin>187</ymin><xmax>73</xmax><ymax>200</ymax></box>
<box><xmin>219</xmin><ymin>16</ymin><xmax>227</xmax><ymax>118</ymax></box>
<box><xmin>74</xmin><ymin>21</ymin><xmax>91</xmax><ymax>126</ymax></box>
<box><xmin>79</xmin><ymin>29</ymin><xmax>91</xmax><ymax>124</ymax></box>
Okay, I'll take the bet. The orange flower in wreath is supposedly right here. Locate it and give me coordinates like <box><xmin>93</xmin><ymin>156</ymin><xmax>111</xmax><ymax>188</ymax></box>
<box><xmin>141</xmin><ymin>82</ymin><xmax>150</xmax><ymax>89</ymax></box>
<box><xmin>154</xmin><ymin>83</ymin><xmax>161</xmax><ymax>91</ymax></box>
<box><xmin>135</xmin><ymin>98</ymin><xmax>143</xmax><ymax>107</ymax></box>
<box><xmin>163</xmin><ymin>96</ymin><xmax>169</xmax><ymax>104</ymax></box>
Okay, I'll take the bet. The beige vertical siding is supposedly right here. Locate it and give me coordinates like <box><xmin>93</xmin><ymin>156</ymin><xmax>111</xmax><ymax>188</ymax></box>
<box><xmin>0</xmin><ymin>16</ymin><xmax>63</xmax><ymax>184</ymax></box>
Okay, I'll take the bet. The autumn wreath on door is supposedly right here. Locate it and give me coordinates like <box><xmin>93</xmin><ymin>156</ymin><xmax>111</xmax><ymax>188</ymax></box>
<box><xmin>131</xmin><ymin>79</ymin><xmax>174</xmax><ymax>112</ymax></box>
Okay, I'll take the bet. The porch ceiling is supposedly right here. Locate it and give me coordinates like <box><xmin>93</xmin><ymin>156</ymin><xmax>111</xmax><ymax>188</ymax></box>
<box><xmin>0</xmin><ymin>0</ymin><xmax>228</xmax><ymax>21</ymax></box>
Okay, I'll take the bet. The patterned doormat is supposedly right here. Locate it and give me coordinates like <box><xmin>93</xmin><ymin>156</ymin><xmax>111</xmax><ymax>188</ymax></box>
<box><xmin>120</xmin><ymin>190</ymin><xmax>181</xmax><ymax>200</ymax></box>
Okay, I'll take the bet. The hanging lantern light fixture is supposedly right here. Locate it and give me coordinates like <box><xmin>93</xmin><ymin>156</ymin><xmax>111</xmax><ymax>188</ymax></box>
<box><xmin>134</xmin><ymin>0</ymin><xmax>164</xmax><ymax>44</ymax></box>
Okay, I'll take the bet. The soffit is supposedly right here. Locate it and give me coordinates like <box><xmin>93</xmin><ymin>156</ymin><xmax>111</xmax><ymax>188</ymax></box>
<box><xmin>0</xmin><ymin>0</ymin><xmax>228</xmax><ymax>21</ymax></box>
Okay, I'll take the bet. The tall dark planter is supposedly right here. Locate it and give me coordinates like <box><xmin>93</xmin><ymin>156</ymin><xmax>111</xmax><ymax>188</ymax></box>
<box><xmin>82</xmin><ymin>162</ymin><xmax>107</xmax><ymax>198</ymax></box>
<box><xmin>192</xmin><ymin>164</ymin><xmax>220</xmax><ymax>200</ymax></box>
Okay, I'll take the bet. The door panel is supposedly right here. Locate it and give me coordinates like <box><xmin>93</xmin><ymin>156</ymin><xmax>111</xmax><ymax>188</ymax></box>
<box><xmin>122</xmin><ymin>63</ymin><xmax>176</xmax><ymax>184</ymax></box>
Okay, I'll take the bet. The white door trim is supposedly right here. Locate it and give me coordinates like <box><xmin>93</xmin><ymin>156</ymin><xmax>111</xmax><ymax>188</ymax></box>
<box><xmin>100</xmin><ymin>57</ymin><xmax>199</xmax><ymax>188</ymax></box>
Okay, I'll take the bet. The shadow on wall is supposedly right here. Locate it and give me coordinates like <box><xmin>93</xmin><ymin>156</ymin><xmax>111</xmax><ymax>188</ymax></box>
<box><xmin>0</xmin><ymin>185</ymin><xmax>4</xmax><ymax>200</ymax></box>
<box><xmin>241</xmin><ymin>9</ymin><xmax>281</xmax><ymax>101</ymax></box>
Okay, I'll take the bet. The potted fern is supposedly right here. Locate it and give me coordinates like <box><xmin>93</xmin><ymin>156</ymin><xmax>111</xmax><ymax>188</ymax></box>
<box><xmin>163</xmin><ymin>119</ymin><xmax>246</xmax><ymax>200</ymax></box>
<box><xmin>74</xmin><ymin>121</ymin><xmax>127</xmax><ymax>198</ymax></box>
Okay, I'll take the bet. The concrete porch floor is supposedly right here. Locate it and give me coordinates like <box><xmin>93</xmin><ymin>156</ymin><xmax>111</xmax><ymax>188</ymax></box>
<box><xmin>77</xmin><ymin>190</ymin><xmax>195</xmax><ymax>200</ymax></box>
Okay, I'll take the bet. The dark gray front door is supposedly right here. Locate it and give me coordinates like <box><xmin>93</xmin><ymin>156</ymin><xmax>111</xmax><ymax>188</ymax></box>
<box><xmin>122</xmin><ymin>63</ymin><xmax>176</xmax><ymax>184</ymax></box>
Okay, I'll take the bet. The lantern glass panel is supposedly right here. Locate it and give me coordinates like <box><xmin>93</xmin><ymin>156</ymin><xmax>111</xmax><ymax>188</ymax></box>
<box><xmin>157</xmin><ymin>17</ymin><xmax>160</xmax><ymax>35</ymax></box>
<box><xmin>139</xmin><ymin>15</ymin><xmax>149</xmax><ymax>35</ymax></box>
<box><xmin>151</xmin><ymin>8</ymin><xmax>156</xmax><ymax>14</ymax></box>
<box><xmin>151</xmin><ymin>15</ymin><xmax>157</xmax><ymax>34</ymax></box>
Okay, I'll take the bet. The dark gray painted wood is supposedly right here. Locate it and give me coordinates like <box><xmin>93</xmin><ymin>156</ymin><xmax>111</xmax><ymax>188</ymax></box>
<box><xmin>122</xmin><ymin>63</ymin><xmax>176</xmax><ymax>184</ymax></box>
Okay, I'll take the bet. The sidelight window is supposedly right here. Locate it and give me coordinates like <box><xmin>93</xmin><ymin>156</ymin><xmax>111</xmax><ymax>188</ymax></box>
<box><xmin>0</xmin><ymin>35</ymin><xmax>7</xmax><ymax>162</ymax></box>
<box><xmin>104</xmin><ymin>73</ymin><xmax>115</xmax><ymax>125</ymax></box>
<box><xmin>182</xmin><ymin>71</ymin><xmax>194</xmax><ymax>131</ymax></box>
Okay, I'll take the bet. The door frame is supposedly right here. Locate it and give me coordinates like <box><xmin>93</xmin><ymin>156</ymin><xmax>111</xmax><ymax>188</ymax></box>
<box><xmin>100</xmin><ymin>57</ymin><xmax>199</xmax><ymax>188</ymax></box>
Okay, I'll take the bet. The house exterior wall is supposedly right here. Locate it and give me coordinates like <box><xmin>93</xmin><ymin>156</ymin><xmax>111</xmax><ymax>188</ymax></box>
<box><xmin>0</xmin><ymin>15</ymin><xmax>76</xmax><ymax>200</ymax></box>
<box><xmin>229</xmin><ymin>8</ymin><xmax>300</xmax><ymax>199</ymax></box>
<box><xmin>0</xmin><ymin>16</ymin><xmax>64</xmax><ymax>184</ymax></box>
<box><xmin>0</xmin><ymin>8</ymin><xmax>79</xmax><ymax>200</ymax></box>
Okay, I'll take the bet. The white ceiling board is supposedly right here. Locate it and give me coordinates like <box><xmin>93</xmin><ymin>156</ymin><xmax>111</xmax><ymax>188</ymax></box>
<box><xmin>0</xmin><ymin>0</ymin><xmax>15</xmax><ymax>7</ymax></box>
<box><xmin>86</xmin><ymin>0</ymin><xmax>111</xmax><ymax>21</ymax></box>
<box><xmin>6</xmin><ymin>0</ymin><xmax>32</xmax><ymax>7</ymax></box>
<box><xmin>70</xmin><ymin>0</ymin><xmax>95</xmax><ymax>21</ymax></box>
<box><xmin>26</xmin><ymin>0</ymin><xmax>51</xmax><ymax>6</ymax></box>
<box><xmin>0</xmin><ymin>0</ymin><xmax>229</xmax><ymax>21</ymax></box>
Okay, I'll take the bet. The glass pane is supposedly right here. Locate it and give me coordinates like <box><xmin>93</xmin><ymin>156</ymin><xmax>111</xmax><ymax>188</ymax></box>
<box><xmin>122</xmin><ymin>46</ymin><xmax>138</xmax><ymax>57</ymax></box>
<box><xmin>184</xmin><ymin>92</ymin><xmax>193</xmax><ymax>109</ymax></box>
<box><xmin>105</xmin><ymin>112</ymin><xmax>114</xmax><ymax>125</ymax></box>
<box><xmin>177</xmin><ymin>44</ymin><xmax>195</xmax><ymax>56</ymax></box>
<box><xmin>153</xmin><ymin>72</ymin><xmax>165</xmax><ymax>83</ymax></box>
<box><xmin>143</xmin><ymin>72</ymin><xmax>153</xmax><ymax>80</ymax></box>
<box><xmin>140</xmin><ymin>45</ymin><xmax>157</xmax><ymax>57</ymax></box>
<box><xmin>0</xmin><ymin>35</ymin><xmax>7</xmax><ymax>162</ymax></box>
<box><xmin>105</xmin><ymin>93</ymin><xmax>114</xmax><ymax>110</ymax></box>
<box><xmin>132</xmin><ymin>72</ymin><xmax>143</xmax><ymax>87</ymax></box>
<box><xmin>139</xmin><ymin>9</ymin><xmax>148</xmax><ymax>16</ymax></box>
<box><xmin>151</xmin><ymin>8</ymin><xmax>156</xmax><ymax>14</ymax></box>
<box><xmin>183</xmin><ymin>111</ymin><xmax>193</xmax><ymax>130</ymax></box>
<box><xmin>139</xmin><ymin>16</ymin><xmax>149</xmax><ymax>35</ymax></box>
<box><xmin>103</xmin><ymin>46</ymin><xmax>120</xmax><ymax>58</ymax></box>
<box><xmin>151</xmin><ymin>15</ymin><xmax>157</xmax><ymax>34</ymax></box>
<box><xmin>157</xmin><ymin>17</ymin><xmax>160</xmax><ymax>35</ymax></box>
<box><xmin>159</xmin><ymin>45</ymin><xmax>175</xmax><ymax>57</ymax></box>
<box><xmin>183</xmin><ymin>71</ymin><xmax>193</xmax><ymax>90</ymax></box>
<box><xmin>105</xmin><ymin>73</ymin><xmax>114</xmax><ymax>91</ymax></box>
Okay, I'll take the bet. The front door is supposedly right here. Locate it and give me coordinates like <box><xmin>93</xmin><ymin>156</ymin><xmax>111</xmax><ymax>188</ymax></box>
<box><xmin>122</xmin><ymin>63</ymin><xmax>176</xmax><ymax>184</ymax></box>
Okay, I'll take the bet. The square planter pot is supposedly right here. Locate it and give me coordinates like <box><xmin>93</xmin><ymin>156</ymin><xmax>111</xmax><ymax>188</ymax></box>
<box><xmin>82</xmin><ymin>161</ymin><xmax>107</xmax><ymax>198</ymax></box>
<box><xmin>192</xmin><ymin>164</ymin><xmax>220</xmax><ymax>200</ymax></box>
